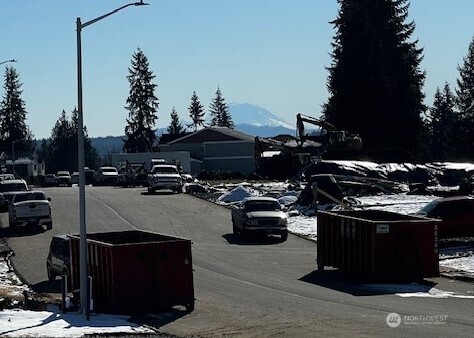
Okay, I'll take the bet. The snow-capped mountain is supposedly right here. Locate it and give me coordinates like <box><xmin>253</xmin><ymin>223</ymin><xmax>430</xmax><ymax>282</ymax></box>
<box><xmin>228</xmin><ymin>103</ymin><xmax>294</xmax><ymax>129</ymax></box>
<box><xmin>226</xmin><ymin>103</ymin><xmax>295</xmax><ymax>137</ymax></box>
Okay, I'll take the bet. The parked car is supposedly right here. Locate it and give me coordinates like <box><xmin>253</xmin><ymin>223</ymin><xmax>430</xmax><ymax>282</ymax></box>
<box><xmin>44</xmin><ymin>174</ymin><xmax>57</xmax><ymax>187</ymax></box>
<box><xmin>70</xmin><ymin>172</ymin><xmax>79</xmax><ymax>185</ymax></box>
<box><xmin>93</xmin><ymin>166</ymin><xmax>119</xmax><ymax>186</ymax></box>
<box><xmin>0</xmin><ymin>174</ymin><xmax>15</xmax><ymax>182</ymax></box>
<box><xmin>147</xmin><ymin>164</ymin><xmax>183</xmax><ymax>193</ymax></box>
<box><xmin>231</xmin><ymin>196</ymin><xmax>288</xmax><ymax>241</ymax></box>
<box><xmin>0</xmin><ymin>179</ymin><xmax>29</xmax><ymax>208</ymax></box>
<box><xmin>46</xmin><ymin>235</ymin><xmax>71</xmax><ymax>281</ymax></box>
<box><xmin>8</xmin><ymin>190</ymin><xmax>52</xmax><ymax>230</ymax></box>
<box><xmin>56</xmin><ymin>171</ymin><xmax>72</xmax><ymax>187</ymax></box>
<box><xmin>413</xmin><ymin>196</ymin><xmax>474</xmax><ymax>238</ymax></box>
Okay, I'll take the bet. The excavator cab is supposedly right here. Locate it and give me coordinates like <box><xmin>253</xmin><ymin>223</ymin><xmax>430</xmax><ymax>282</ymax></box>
<box><xmin>296</xmin><ymin>113</ymin><xmax>362</xmax><ymax>153</ymax></box>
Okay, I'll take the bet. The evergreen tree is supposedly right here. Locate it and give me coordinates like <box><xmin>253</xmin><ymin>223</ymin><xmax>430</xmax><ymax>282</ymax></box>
<box><xmin>429</xmin><ymin>84</ymin><xmax>458</xmax><ymax>161</ymax></box>
<box><xmin>48</xmin><ymin>110</ymin><xmax>75</xmax><ymax>173</ymax></box>
<box><xmin>123</xmin><ymin>48</ymin><xmax>158</xmax><ymax>153</ymax></box>
<box><xmin>167</xmin><ymin>107</ymin><xmax>185</xmax><ymax>135</ymax></box>
<box><xmin>188</xmin><ymin>91</ymin><xmax>205</xmax><ymax>131</ymax></box>
<box><xmin>45</xmin><ymin>108</ymin><xmax>99</xmax><ymax>173</ymax></box>
<box><xmin>0</xmin><ymin>65</ymin><xmax>34</xmax><ymax>159</ymax></box>
<box><xmin>322</xmin><ymin>0</ymin><xmax>425</xmax><ymax>161</ymax></box>
<box><xmin>455</xmin><ymin>36</ymin><xmax>474</xmax><ymax>160</ymax></box>
<box><xmin>209</xmin><ymin>87</ymin><xmax>234</xmax><ymax>128</ymax></box>
<box><xmin>71</xmin><ymin>108</ymin><xmax>100</xmax><ymax>169</ymax></box>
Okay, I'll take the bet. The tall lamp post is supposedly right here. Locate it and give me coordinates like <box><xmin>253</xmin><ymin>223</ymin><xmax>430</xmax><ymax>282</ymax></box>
<box><xmin>76</xmin><ymin>1</ymin><xmax>148</xmax><ymax>319</ymax></box>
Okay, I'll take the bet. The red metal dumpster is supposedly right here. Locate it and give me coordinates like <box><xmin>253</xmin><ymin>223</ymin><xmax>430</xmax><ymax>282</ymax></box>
<box><xmin>69</xmin><ymin>230</ymin><xmax>194</xmax><ymax>314</ymax></box>
<box><xmin>317</xmin><ymin>210</ymin><xmax>440</xmax><ymax>281</ymax></box>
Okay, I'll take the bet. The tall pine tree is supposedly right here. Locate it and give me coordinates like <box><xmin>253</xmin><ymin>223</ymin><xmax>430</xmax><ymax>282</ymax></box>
<box><xmin>209</xmin><ymin>87</ymin><xmax>234</xmax><ymax>128</ymax></box>
<box><xmin>167</xmin><ymin>107</ymin><xmax>185</xmax><ymax>135</ymax></box>
<box><xmin>323</xmin><ymin>0</ymin><xmax>425</xmax><ymax>161</ymax></box>
<box><xmin>123</xmin><ymin>48</ymin><xmax>158</xmax><ymax>153</ymax></box>
<box><xmin>455</xmin><ymin>36</ymin><xmax>474</xmax><ymax>160</ymax></box>
<box><xmin>188</xmin><ymin>91</ymin><xmax>205</xmax><ymax>131</ymax></box>
<box><xmin>0</xmin><ymin>66</ymin><xmax>33</xmax><ymax>159</ymax></box>
<box><xmin>45</xmin><ymin>108</ymin><xmax>99</xmax><ymax>173</ymax></box>
<box><xmin>429</xmin><ymin>84</ymin><xmax>458</xmax><ymax>161</ymax></box>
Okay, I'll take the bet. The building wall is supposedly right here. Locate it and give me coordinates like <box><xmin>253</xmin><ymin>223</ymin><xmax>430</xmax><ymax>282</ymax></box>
<box><xmin>111</xmin><ymin>152</ymin><xmax>192</xmax><ymax>172</ymax></box>
<box><xmin>158</xmin><ymin>143</ymin><xmax>204</xmax><ymax>160</ymax></box>
<box><xmin>158</xmin><ymin>129</ymin><xmax>257</xmax><ymax>176</ymax></box>
<box><xmin>203</xmin><ymin>141</ymin><xmax>255</xmax><ymax>175</ymax></box>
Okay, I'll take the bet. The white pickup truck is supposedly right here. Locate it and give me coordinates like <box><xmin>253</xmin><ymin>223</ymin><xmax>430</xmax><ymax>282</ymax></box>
<box><xmin>147</xmin><ymin>164</ymin><xmax>183</xmax><ymax>193</ymax></box>
<box><xmin>9</xmin><ymin>191</ymin><xmax>52</xmax><ymax>230</ymax></box>
<box><xmin>231</xmin><ymin>196</ymin><xmax>288</xmax><ymax>241</ymax></box>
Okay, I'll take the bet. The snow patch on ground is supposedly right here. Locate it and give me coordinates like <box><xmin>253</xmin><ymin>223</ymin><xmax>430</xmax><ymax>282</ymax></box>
<box><xmin>0</xmin><ymin>306</ymin><xmax>155</xmax><ymax>337</ymax></box>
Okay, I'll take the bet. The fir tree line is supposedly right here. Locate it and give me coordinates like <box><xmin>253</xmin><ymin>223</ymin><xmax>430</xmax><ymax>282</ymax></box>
<box><xmin>165</xmin><ymin>87</ymin><xmax>235</xmax><ymax>137</ymax></box>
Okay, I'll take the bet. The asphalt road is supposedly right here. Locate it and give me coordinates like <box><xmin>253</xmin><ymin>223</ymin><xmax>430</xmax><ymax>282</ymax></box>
<box><xmin>1</xmin><ymin>186</ymin><xmax>474</xmax><ymax>337</ymax></box>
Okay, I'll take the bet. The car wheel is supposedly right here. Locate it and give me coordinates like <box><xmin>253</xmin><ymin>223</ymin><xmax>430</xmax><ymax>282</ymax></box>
<box><xmin>46</xmin><ymin>221</ymin><xmax>53</xmax><ymax>230</ymax></box>
<box><xmin>240</xmin><ymin>226</ymin><xmax>248</xmax><ymax>239</ymax></box>
<box><xmin>47</xmin><ymin>264</ymin><xmax>55</xmax><ymax>282</ymax></box>
<box><xmin>232</xmin><ymin>222</ymin><xmax>239</xmax><ymax>235</ymax></box>
<box><xmin>281</xmin><ymin>231</ymin><xmax>288</xmax><ymax>242</ymax></box>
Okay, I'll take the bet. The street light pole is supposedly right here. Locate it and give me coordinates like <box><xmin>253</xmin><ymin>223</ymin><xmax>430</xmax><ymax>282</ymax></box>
<box><xmin>76</xmin><ymin>1</ymin><xmax>149</xmax><ymax>320</ymax></box>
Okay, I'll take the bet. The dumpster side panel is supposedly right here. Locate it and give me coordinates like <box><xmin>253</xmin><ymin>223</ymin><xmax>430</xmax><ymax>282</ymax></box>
<box><xmin>69</xmin><ymin>231</ymin><xmax>194</xmax><ymax>314</ymax></box>
<box><xmin>69</xmin><ymin>237</ymin><xmax>80</xmax><ymax>294</ymax></box>
<box><xmin>316</xmin><ymin>210</ymin><xmax>440</xmax><ymax>282</ymax></box>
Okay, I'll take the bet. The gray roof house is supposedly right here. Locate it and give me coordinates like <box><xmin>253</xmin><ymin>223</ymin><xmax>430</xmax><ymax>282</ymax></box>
<box><xmin>158</xmin><ymin>127</ymin><xmax>256</xmax><ymax>175</ymax></box>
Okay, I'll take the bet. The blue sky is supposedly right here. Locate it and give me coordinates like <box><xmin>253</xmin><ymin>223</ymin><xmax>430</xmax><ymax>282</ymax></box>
<box><xmin>1</xmin><ymin>0</ymin><xmax>473</xmax><ymax>139</ymax></box>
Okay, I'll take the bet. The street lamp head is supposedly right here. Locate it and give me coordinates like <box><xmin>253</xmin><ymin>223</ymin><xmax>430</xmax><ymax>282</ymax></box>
<box><xmin>134</xmin><ymin>1</ymin><xmax>149</xmax><ymax>6</ymax></box>
<box><xmin>0</xmin><ymin>59</ymin><xmax>17</xmax><ymax>66</ymax></box>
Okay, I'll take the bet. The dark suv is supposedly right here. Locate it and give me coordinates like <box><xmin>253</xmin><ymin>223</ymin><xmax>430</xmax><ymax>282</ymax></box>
<box><xmin>414</xmin><ymin>196</ymin><xmax>474</xmax><ymax>238</ymax></box>
<box><xmin>46</xmin><ymin>235</ymin><xmax>70</xmax><ymax>281</ymax></box>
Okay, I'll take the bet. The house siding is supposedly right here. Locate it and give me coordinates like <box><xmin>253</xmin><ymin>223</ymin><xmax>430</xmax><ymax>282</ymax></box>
<box><xmin>160</xmin><ymin>127</ymin><xmax>256</xmax><ymax>175</ymax></box>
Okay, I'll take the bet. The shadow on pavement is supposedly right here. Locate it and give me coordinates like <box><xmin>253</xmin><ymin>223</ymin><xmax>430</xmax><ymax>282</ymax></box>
<box><xmin>222</xmin><ymin>233</ymin><xmax>284</xmax><ymax>246</ymax></box>
<box><xmin>299</xmin><ymin>269</ymin><xmax>437</xmax><ymax>296</ymax></box>
<box><xmin>0</xmin><ymin>226</ymin><xmax>47</xmax><ymax>238</ymax></box>
<box><xmin>131</xmin><ymin>308</ymin><xmax>190</xmax><ymax>332</ymax></box>
<box><xmin>31</xmin><ymin>279</ymin><xmax>62</xmax><ymax>295</ymax></box>
<box><xmin>141</xmin><ymin>191</ymin><xmax>177</xmax><ymax>196</ymax></box>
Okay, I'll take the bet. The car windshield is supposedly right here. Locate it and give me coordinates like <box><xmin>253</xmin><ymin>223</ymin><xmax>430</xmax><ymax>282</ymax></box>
<box><xmin>0</xmin><ymin>183</ymin><xmax>27</xmax><ymax>192</ymax></box>
<box><xmin>244</xmin><ymin>201</ymin><xmax>281</xmax><ymax>212</ymax></box>
<box><xmin>102</xmin><ymin>168</ymin><xmax>117</xmax><ymax>173</ymax></box>
<box><xmin>152</xmin><ymin>167</ymin><xmax>178</xmax><ymax>174</ymax></box>
<box><xmin>14</xmin><ymin>192</ymin><xmax>46</xmax><ymax>203</ymax></box>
